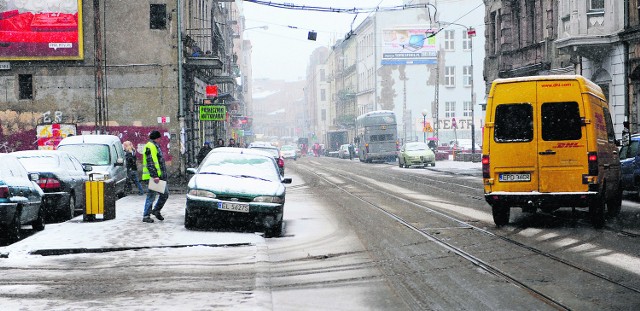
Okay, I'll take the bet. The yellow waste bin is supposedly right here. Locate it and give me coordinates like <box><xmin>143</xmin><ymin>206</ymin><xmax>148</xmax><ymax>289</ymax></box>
<box><xmin>84</xmin><ymin>174</ymin><xmax>116</xmax><ymax>221</ymax></box>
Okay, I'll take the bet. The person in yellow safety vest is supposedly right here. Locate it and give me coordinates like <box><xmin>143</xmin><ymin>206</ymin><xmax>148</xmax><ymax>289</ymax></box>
<box><xmin>141</xmin><ymin>130</ymin><xmax>169</xmax><ymax>223</ymax></box>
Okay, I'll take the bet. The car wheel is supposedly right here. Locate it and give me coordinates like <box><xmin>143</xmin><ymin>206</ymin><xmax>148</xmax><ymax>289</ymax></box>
<box><xmin>32</xmin><ymin>207</ymin><xmax>45</xmax><ymax>231</ymax></box>
<box><xmin>184</xmin><ymin>210</ymin><xmax>197</xmax><ymax>229</ymax></box>
<box><xmin>492</xmin><ymin>204</ymin><xmax>510</xmax><ymax>227</ymax></box>
<box><xmin>266</xmin><ymin>221</ymin><xmax>283</xmax><ymax>238</ymax></box>
<box><xmin>398</xmin><ymin>160</ymin><xmax>403</xmax><ymax>168</ymax></box>
<box><xmin>431</xmin><ymin>162</ymin><xmax>436</xmax><ymax>167</ymax></box>
<box><xmin>63</xmin><ymin>195</ymin><xmax>76</xmax><ymax>221</ymax></box>
<box><xmin>589</xmin><ymin>192</ymin><xmax>606</xmax><ymax>229</ymax></box>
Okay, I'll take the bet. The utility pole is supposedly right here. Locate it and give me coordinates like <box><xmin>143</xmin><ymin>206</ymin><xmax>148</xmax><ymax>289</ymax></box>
<box><xmin>93</xmin><ymin>0</ymin><xmax>107</xmax><ymax>133</ymax></box>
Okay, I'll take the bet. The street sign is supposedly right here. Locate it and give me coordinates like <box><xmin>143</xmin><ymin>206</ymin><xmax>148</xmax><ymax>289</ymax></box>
<box><xmin>157</xmin><ymin>116</ymin><xmax>170</xmax><ymax>124</ymax></box>
<box><xmin>199</xmin><ymin>105</ymin><xmax>226</xmax><ymax>121</ymax></box>
<box><xmin>467</xmin><ymin>28</ymin><xmax>476</xmax><ymax>37</ymax></box>
<box><xmin>206</xmin><ymin>85</ymin><xmax>218</xmax><ymax>98</ymax></box>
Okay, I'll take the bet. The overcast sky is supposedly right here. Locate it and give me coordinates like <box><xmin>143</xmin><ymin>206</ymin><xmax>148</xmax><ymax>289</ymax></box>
<box><xmin>242</xmin><ymin>0</ymin><xmax>404</xmax><ymax>82</ymax></box>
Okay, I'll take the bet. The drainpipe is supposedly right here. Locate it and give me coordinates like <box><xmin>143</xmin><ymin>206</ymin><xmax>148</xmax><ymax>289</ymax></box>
<box><xmin>177</xmin><ymin>0</ymin><xmax>185</xmax><ymax>176</ymax></box>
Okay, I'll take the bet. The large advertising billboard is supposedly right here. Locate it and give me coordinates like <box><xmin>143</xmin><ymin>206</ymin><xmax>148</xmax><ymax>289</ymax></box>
<box><xmin>382</xmin><ymin>27</ymin><xmax>437</xmax><ymax>65</ymax></box>
<box><xmin>0</xmin><ymin>0</ymin><xmax>83</xmax><ymax>60</ymax></box>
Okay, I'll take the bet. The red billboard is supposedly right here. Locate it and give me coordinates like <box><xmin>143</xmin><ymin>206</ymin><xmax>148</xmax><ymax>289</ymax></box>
<box><xmin>0</xmin><ymin>0</ymin><xmax>84</xmax><ymax>61</ymax></box>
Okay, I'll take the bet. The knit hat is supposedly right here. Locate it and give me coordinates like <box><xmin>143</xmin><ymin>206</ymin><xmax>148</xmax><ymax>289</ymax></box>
<box><xmin>149</xmin><ymin>130</ymin><xmax>161</xmax><ymax>140</ymax></box>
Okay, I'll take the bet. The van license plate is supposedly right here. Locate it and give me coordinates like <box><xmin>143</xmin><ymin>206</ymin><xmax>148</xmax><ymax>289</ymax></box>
<box><xmin>218</xmin><ymin>202</ymin><xmax>250</xmax><ymax>213</ymax></box>
<box><xmin>499</xmin><ymin>173</ymin><xmax>531</xmax><ymax>182</ymax></box>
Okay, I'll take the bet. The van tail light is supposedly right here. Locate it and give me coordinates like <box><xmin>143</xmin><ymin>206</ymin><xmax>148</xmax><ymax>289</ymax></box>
<box><xmin>588</xmin><ymin>152</ymin><xmax>598</xmax><ymax>176</ymax></box>
<box><xmin>0</xmin><ymin>185</ymin><xmax>9</xmax><ymax>199</ymax></box>
<box><xmin>482</xmin><ymin>155</ymin><xmax>490</xmax><ymax>179</ymax></box>
<box><xmin>277</xmin><ymin>158</ymin><xmax>285</xmax><ymax>168</ymax></box>
<box><xmin>39</xmin><ymin>177</ymin><xmax>61</xmax><ymax>191</ymax></box>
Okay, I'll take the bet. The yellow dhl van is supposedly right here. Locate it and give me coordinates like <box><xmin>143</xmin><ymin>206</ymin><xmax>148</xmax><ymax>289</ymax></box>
<box><xmin>482</xmin><ymin>75</ymin><xmax>621</xmax><ymax>228</ymax></box>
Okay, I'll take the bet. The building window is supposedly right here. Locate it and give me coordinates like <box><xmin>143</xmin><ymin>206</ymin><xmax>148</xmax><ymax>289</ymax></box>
<box><xmin>150</xmin><ymin>4</ymin><xmax>167</xmax><ymax>30</ymax></box>
<box><xmin>463</xmin><ymin>101</ymin><xmax>472</xmax><ymax>117</ymax></box>
<box><xmin>462</xmin><ymin>30</ymin><xmax>471</xmax><ymax>50</ymax></box>
<box><xmin>19</xmin><ymin>74</ymin><xmax>33</xmax><ymax>100</ymax></box>
<box><xmin>321</xmin><ymin>89</ymin><xmax>326</xmax><ymax>101</ymax></box>
<box><xmin>444</xmin><ymin>30</ymin><xmax>455</xmax><ymax>51</ymax></box>
<box><xmin>445</xmin><ymin>101</ymin><xmax>456</xmax><ymax>118</ymax></box>
<box><xmin>463</xmin><ymin>65</ymin><xmax>472</xmax><ymax>87</ymax></box>
<box><xmin>444</xmin><ymin>66</ymin><xmax>455</xmax><ymax>87</ymax></box>
<box><xmin>320</xmin><ymin>69</ymin><xmax>325</xmax><ymax>81</ymax></box>
<box><xmin>590</xmin><ymin>0</ymin><xmax>604</xmax><ymax>11</ymax></box>
<box><xmin>322</xmin><ymin>109</ymin><xmax>326</xmax><ymax>121</ymax></box>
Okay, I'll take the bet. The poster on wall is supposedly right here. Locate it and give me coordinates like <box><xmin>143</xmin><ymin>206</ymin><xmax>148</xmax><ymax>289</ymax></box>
<box><xmin>0</xmin><ymin>0</ymin><xmax>84</xmax><ymax>61</ymax></box>
<box><xmin>382</xmin><ymin>27</ymin><xmax>437</xmax><ymax>65</ymax></box>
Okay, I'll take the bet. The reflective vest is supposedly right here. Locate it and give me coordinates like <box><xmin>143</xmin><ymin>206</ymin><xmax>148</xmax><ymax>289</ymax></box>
<box><xmin>141</xmin><ymin>141</ymin><xmax>162</xmax><ymax>180</ymax></box>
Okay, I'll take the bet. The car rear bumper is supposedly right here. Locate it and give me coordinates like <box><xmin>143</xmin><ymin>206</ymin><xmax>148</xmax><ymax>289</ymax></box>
<box><xmin>42</xmin><ymin>192</ymin><xmax>70</xmax><ymax>213</ymax></box>
<box><xmin>0</xmin><ymin>202</ymin><xmax>18</xmax><ymax>226</ymax></box>
<box><xmin>484</xmin><ymin>191</ymin><xmax>598</xmax><ymax>208</ymax></box>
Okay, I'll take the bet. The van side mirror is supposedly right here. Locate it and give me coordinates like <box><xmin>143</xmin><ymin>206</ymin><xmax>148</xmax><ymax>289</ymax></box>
<box><xmin>115</xmin><ymin>158</ymin><xmax>124</xmax><ymax>166</ymax></box>
<box><xmin>83</xmin><ymin>164</ymin><xmax>93</xmax><ymax>172</ymax></box>
<box><xmin>186</xmin><ymin>168</ymin><xmax>197</xmax><ymax>174</ymax></box>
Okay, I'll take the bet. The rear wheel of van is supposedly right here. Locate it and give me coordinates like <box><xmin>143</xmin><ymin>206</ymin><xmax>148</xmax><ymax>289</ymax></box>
<box><xmin>606</xmin><ymin>186</ymin><xmax>623</xmax><ymax>217</ymax></box>
<box><xmin>589</xmin><ymin>194</ymin><xmax>606</xmax><ymax>229</ymax></box>
<box><xmin>492</xmin><ymin>205</ymin><xmax>510</xmax><ymax>227</ymax></box>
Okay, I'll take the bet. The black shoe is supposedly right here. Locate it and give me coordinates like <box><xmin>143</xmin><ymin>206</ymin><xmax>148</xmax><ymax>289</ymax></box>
<box><xmin>152</xmin><ymin>210</ymin><xmax>164</xmax><ymax>221</ymax></box>
<box><xmin>142</xmin><ymin>216</ymin><xmax>154</xmax><ymax>223</ymax></box>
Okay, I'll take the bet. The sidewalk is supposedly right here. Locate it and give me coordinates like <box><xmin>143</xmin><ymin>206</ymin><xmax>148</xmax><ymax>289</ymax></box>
<box><xmin>429</xmin><ymin>158</ymin><xmax>482</xmax><ymax>176</ymax></box>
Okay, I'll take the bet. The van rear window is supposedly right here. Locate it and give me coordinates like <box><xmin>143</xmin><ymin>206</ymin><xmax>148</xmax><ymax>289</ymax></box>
<box><xmin>541</xmin><ymin>102</ymin><xmax>581</xmax><ymax>141</ymax></box>
<box><xmin>494</xmin><ymin>103</ymin><xmax>533</xmax><ymax>142</ymax></box>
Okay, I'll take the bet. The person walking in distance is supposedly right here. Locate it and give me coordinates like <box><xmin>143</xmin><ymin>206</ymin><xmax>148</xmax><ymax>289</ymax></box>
<box><xmin>123</xmin><ymin>140</ymin><xmax>144</xmax><ymax>195</ymax></box>
<box><xmin>215</xmin><ymin>138</ymin><xmax>225</xmax><ymax>148</ymax></box>
<box><xmin>141</xmin><ymin>130</ymin><xmax>168</xmax><ymax>223</ymax></box>
<box><xmin>196</xmin><ymin>141</ymin><xmax>212</xmax><ymax>165</ymax></box>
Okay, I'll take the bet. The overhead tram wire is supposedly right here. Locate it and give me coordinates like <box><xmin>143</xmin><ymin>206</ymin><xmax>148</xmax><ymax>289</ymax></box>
<box><xmin>243</xmin><ymin>0</ymin><xmax>435</xmax><ymax>14</ymax></box>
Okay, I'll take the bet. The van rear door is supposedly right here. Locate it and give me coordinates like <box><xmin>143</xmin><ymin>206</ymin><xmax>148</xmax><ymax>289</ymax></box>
<box><xmin>489</xmin><ymin>81</ymin><xmax>539</xmax><ymax>193</ymax></box>
<box><xmin>536</xmin><ymin>81</ymin><xmax>588</xmax><ymax>193</ymax></box>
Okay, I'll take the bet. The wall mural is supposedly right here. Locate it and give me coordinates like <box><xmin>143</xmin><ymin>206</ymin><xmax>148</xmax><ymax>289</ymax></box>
<box><xmin>0</xmin><ymin>110</ymin><xmax>172</xmax><ymax>162</ymax></box>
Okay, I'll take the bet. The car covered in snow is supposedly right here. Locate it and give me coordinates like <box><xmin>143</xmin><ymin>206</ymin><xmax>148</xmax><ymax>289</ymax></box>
<box><xmin>0</xmin><ymin>153</ymin><xmax>45</xmax><ymax>241</ymax></box>
<box><xmin>185</xmin><ymin>148</ymin><xmax>292</xmax><ymax>237</ymax></box>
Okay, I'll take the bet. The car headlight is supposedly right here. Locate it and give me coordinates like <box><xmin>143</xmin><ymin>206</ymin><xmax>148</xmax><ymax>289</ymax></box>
<box><xmin>253</xmin><ymin>196</ymin><xmax>284</xmax><ymax>203</ymax></box>
<box><xmin>188</xmin><ymin>189</ymin><xmax>216</xmax><ymax>199</ymax></box>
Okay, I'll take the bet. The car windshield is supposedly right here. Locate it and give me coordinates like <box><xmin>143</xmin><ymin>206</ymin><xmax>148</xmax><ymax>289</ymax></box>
<box><xmin>621</xmin><ymin>140</ymin><xmax>640</xmax><ymax>160</ymax></box>
<box><xmin>58</xmin><ymin>144</ymin><xmax>110</xmax><ymax>166</ymax></box>
<box><xmin>281</xmin><ymin>145</ymin><xmax>294</xmax><ymax>151</ymax></box>
<box><xmin>406</xmin><ymin>143</ymin><xmax>428</xmax><ymax>151</ymax></box>
<box><xmin>250</xmin><ymin>147</ymin><xmax>279</xmax><ymax>158</ymax></box>
<box><xmin>200</xmin><ymin>153</ymin><xmax>280</xmax><ymax>182</ymax></box>
<box><xmin>15</xmin><ymin>155</ymin><xmax>59</xmax><ymax>170</ymax></box>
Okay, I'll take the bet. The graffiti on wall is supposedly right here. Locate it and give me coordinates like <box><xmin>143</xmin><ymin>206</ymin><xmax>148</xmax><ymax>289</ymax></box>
<box><xmin>0</xmin><ymin>110</ymin><xmax>172</xmax><ymax>162</ymax></box>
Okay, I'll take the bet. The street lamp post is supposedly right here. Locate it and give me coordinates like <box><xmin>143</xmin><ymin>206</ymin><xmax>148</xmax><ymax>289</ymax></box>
<box><xmin>422</xmin><ymin>110</ymin><xmax>428</xmax><ymax>143</ymax></box>
<box><xmin>437</xmin><ymin>22</ymin><xmax>476</xmax><ymax>155</ymax></box>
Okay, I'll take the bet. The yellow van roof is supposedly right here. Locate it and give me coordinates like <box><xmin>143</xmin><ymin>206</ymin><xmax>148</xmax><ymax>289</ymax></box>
<box><xmin>489</xmin><ymin>75</ymin><xmax>604</xmax><ymax>100</ymax></box>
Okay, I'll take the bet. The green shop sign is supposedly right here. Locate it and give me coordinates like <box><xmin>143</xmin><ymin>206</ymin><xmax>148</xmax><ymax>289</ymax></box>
<box><xmin>199</xmin><ymin>105</ymin><xmax>226</xmax><ymax>121</ymax></box>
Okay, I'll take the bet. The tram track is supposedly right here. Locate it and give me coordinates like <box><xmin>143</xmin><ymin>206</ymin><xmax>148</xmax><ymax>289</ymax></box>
<box><xmin>294</xmin><ymin>160</ymin><xmax>640</xmax><ymax>309</ymax></box>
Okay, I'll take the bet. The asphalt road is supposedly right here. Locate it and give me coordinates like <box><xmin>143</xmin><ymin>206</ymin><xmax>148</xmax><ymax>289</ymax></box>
<box><xmin>1</xmin><ymin>157</ymin><xmax>639</xmax><ymax>310</ymax></box>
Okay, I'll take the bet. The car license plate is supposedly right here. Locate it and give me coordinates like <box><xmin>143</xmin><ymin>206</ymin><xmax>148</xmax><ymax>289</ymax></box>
<box><xmin>499</xmin><ymin>173</ymin><xmax>531</xmax><ymax>182</ymax></box>
<box><xmin>218</xmin><ymin>202</ymin><xmax>250</xmax><ymax>213</ymax></box>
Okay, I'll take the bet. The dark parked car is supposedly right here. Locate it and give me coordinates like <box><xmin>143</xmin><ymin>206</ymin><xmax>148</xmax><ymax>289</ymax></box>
<box><xmin>185</xmin><ymin>148</ymin><xmax>292</xmax><ymax>237</ymax></box>
<box><xmin>619</xmin><ymin>134</ymin><xmax>640</xmax><ymax>197</ymax></box>
<box><xmin>12</xmin><ymin>150</ymin><xmax>92</xmax><ymax>221</ymax></box>
<box><xmin>248</xmin><ymin>144</ymin><xmax>285</xmax><ymax>176</ymax></box>
<box><xmin>0</xmin><ymin>153</ymin><xmax>45</xmax><ymax>241</ymax></box>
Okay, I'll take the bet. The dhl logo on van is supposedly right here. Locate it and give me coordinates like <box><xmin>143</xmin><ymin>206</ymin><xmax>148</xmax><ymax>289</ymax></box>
<box><xmin>552</xmin><ymin>142</ymin><xmax>584</xmax><ymax>148</ymax></box>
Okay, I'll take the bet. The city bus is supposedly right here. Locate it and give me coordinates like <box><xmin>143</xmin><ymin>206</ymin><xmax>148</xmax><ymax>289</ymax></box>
<box><xmin>355</xmin><ymin>110</ymin><xmax>399</xmax><ymax>163</ymax></box>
